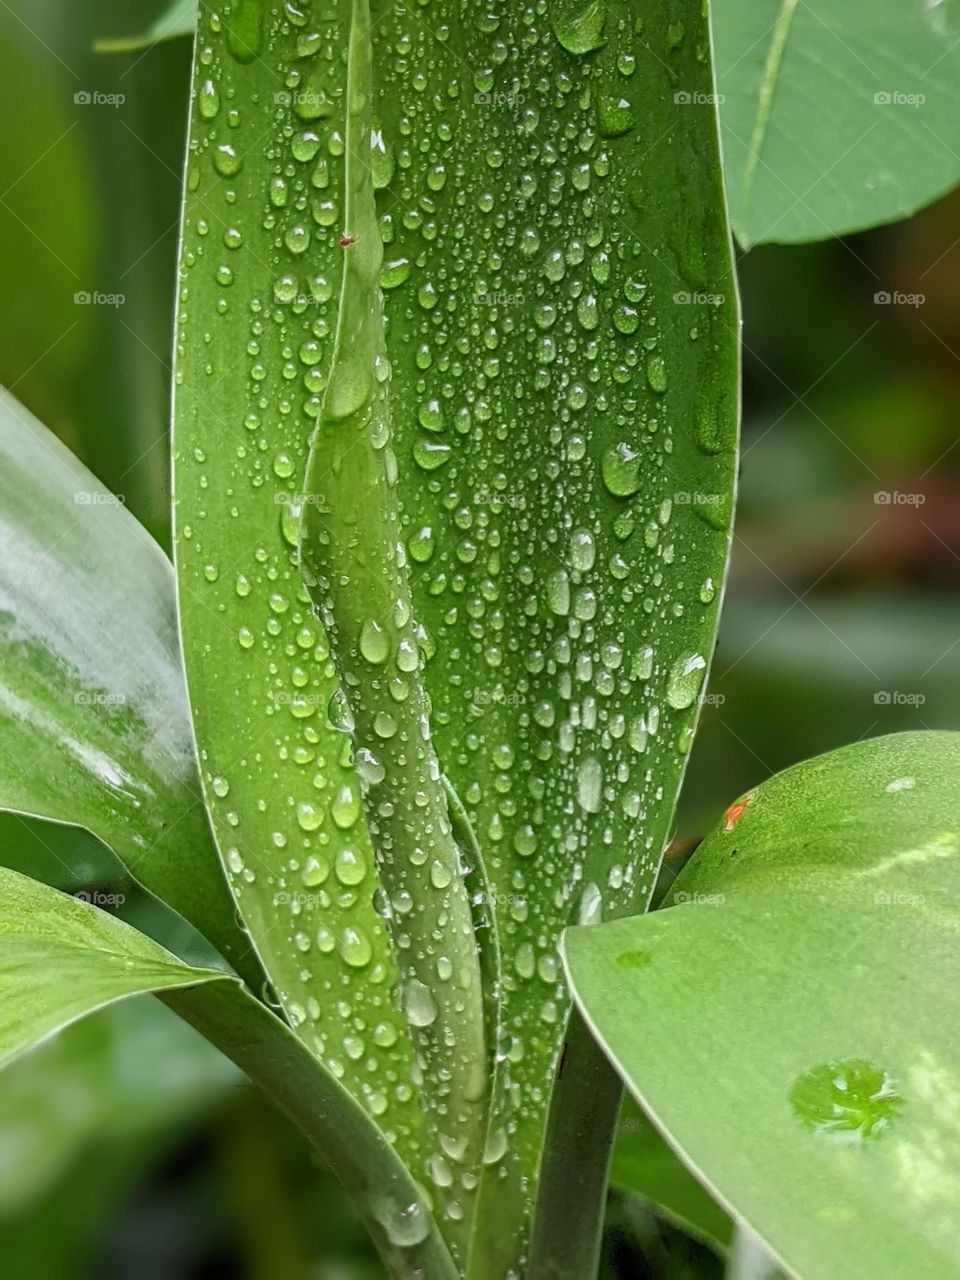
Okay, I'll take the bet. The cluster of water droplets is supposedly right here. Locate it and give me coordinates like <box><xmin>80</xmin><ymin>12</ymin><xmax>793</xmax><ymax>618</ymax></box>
<box><xmin>364</xmin><ymin>0</ymin><xmax>731</xmax><ymax>1186</ymax></box>
<box><xmin>173</xmin><ymin>0</ymin><xmax>734</xmax><ymax>1255</ymax></box>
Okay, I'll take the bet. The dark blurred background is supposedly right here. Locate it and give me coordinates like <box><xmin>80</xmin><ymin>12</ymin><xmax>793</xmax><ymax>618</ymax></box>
<box><xmin>0</xmin><ymin>1</ymin><xmax>956</xmax><ymax>1276</ymax></box>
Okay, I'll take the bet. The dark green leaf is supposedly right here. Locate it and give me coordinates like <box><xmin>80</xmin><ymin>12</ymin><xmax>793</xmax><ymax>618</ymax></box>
<box><xmin>95</xmin><ymin>0</ymin><xmax>197</xmax><ymax>53</ymax></box>
<box><xmin>566</xmin><ymin>731</ymin><xmax>960</xmax><ymax>1280</ymax></box>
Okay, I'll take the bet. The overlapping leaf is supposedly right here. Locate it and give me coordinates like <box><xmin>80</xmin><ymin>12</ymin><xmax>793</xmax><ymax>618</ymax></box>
<box><xmin>0</xmin><ymin>388</ymin><xmax>255</xmax><ymax>985</ymax></box>
<box><xmin>173</xmin><ymin>0</ymin><xmax>737</xmax><ymax>1265</ymax></box>
<box><xmin>566</xmin><ymin>731</ymin><xmax>960</xmax><ymax>1280</ymax></box>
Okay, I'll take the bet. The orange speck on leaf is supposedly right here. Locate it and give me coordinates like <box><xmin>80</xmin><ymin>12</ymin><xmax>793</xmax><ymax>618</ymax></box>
<box><xmin>723</xmin><ymin>791</ymin><xmax>756</xmax><ymax>833</ymax></box>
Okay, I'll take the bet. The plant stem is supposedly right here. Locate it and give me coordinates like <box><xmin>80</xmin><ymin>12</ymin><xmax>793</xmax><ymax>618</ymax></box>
<box><xmin>163</xmin><ymin>981</ymin><xmax>459</xmax><ymax>1280</ymax></box>
<box><xmin>527</xmin><ymin>1007</ymin><xmax>623</xmax><ymax>1280</ymax></box>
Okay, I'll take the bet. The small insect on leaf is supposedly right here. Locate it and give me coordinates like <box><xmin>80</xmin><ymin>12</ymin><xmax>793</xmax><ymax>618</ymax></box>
<box><xmin>724</xmin><ymin>791</ymin><xmax>756</xmax><ymax>833</ymax></box>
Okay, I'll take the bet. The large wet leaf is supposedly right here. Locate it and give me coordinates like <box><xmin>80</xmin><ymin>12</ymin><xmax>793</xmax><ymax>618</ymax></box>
<box><xmin>173</xmin><ymin>0</ymin><xmax>737</xmax><ymax>1264</ymax></box>
<box><xmin>715</xmin><ymin>0</ymin><xmax>960</xmax><ymax>246</ymax></box>
<box><xmin>566</xmin><ymin>731</ymin><xmax>960</xmax><ymax>1280</ymax></box>
<box><xmin>0</xmin><ymin>388</ymin><xmax>255</xmax><ymax>986</ymax></box>
<box><xmin>0</xmin><ymin>866</ymin><xmax>457</xmax><ymax>1279</ymax></box>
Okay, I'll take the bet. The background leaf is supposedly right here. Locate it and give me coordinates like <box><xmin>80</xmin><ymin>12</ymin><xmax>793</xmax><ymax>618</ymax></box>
<box><xmin>0</xmin><ymin>998</ymin><xmax>238</xmax><ymax>1213</ymax></box>
<box><xmin>94</xmin><ymin>0</ymin><xmax>197</xmax><ymax>54</ymax></box>
<box><xmin>0</xmin><ymin>388</ymin><xmax>257</xmax><ymax>985</ymax></box>
<box><xmin>715</xmin><ymin>0</ymin><xmax>960</xmax><ymax>246</ymax></box>
<box><xmin>566</xmin><ymin>731</ymin><xmax>960</xmax><ymax>1280</ymax></box>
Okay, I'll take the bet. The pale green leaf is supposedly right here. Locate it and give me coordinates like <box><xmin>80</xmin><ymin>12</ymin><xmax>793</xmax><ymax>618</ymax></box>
<box><xmin>566</xmin><ymin>731</ymin><xmax>960</xmax><ymax>1280</ymax></box>
<box><xmin>0</xmin><ymin>388</ymin><xmax>258</xmax><ymax>987</ymax></box>
<box><xmin>0</xmin><ymin>867</ymin><xmax>457</xmax><ymax>1279</ymax></box>
<box><xmin>715</xmin><ymin>0</ymin><xmax>960</xmax><ymax>245</ymax></box>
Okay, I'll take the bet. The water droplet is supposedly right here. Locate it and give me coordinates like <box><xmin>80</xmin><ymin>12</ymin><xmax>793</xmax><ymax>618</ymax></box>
<box><xmin>790</xmin><ymin>1059</ymin><xmax>904</xmax><ymax>1143</ymax></box>
<box><xmin>553</xmin><ymin>0</ymin><xmax>606</xmax><ymax>54</ymax></box>
<box><xmin>601</xmin><ymin>442</ymin><xmax>641</xmax><ymax>497</ymax></box>
<box><xmin>404</xmin><ymin>978</ymin><xmax>439</xmax><ymax>1028</ymax></box>
<box><xmin>666</xmin><ymin>653</ymin><xmax>706</xmax><ymax>710</ymax></box>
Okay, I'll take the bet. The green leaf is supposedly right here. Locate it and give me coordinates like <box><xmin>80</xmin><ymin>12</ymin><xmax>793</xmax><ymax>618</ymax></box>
<box><xmin>173</xmin><ymin>0</ymin><xmax>737</xmax><ymax>1264</ymax></box>
<box><xmin>94</xmin><ymin>0</ymin><xmax>197</xmax><ymax>53</ymax></box>
<box><xmin>612</xmin><ymin>1100</ymin><xmax>732</xmax><ymax>1252</ymax></box>
<box><xmin>565</xmin><ymin>731</ymin><xmax>960</xmax><ymax>1280</ymax></box>
<box><xmin>0</xmin><ymin>998</ymin><xmax>237</xmax><ymax>1213</ymax></box>
<box><xmin>0</xmin><ymin>867</ymin><xmax>457</xmax><ymax>1279</ymax></box>
<box><xmin>0</xmin><ymin>865</ymin><xmax>226</xmax><ymax>1067</ymax></box>
<box><xmin>0</xmin><ymin>388</ymin><xmax>257</xmax><ymax>987</ymax></box>
<box><xmin>715</xmin><ymin>0</ymin><xmax>960</xmax><ymax>246</ymax></box>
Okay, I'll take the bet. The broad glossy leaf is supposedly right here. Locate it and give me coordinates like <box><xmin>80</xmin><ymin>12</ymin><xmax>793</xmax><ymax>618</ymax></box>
<box><xmin>612</xmin><ymin>1100</ymin><xmax>731</xmax><ymax>1251</ymax></box>
<box><xmin>715</xmin><ymin>0</ymin><xmax>960</xmax><ymax>246</ymax></box>
<box><xmin>0</xmin><ymin>867</ymin><xmax>457</xmax><ymax>1279</ymax></box>
<box><xmin>0</xmin><ymin>389</ymin><xmax>256</xmax><ymax>985</ymax></box>
<box><xmin>94</xmin><ymin>0</ymin><xmax>197</xmax><ymax>53</ymax></box>
<box><xmin>566</xmin><ymin>731</ymin><xmax>960</xmax><ymax>1280</ymax></box>
<box><xmin>173</xmin><ymin>0</ymin><xmax>737</xmax><ymax>1264</ymax></box>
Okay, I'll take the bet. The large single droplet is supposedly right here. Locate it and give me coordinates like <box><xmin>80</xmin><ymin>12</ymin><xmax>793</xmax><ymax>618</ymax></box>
<box><xmin>360</xmin><ymin>618</ymin><xmax>390</xmax><ymax>664</ymax></box>
<box><xmin>666</xmin><ymin>653</ymin><xmax>706</xmax><ymax>710</ymax></box>
<box><xmin>404</xmin><ymin>978</ymin><xmax>439</xmax><ymax>1028</ymax></box>
<box><xmin>601</xmin><ymin>441</ymin><xmax>641</xmax><ymax>497</ymax></box>
<box><xmin>552</xmin><ymin>0</ymin><xmax>606</xmax><ymax>54</ymax></box>
<box><xmin>790</xmin><ymin>1059</ymin><xmax>904</xmax><ymax>1143</ymax></box>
